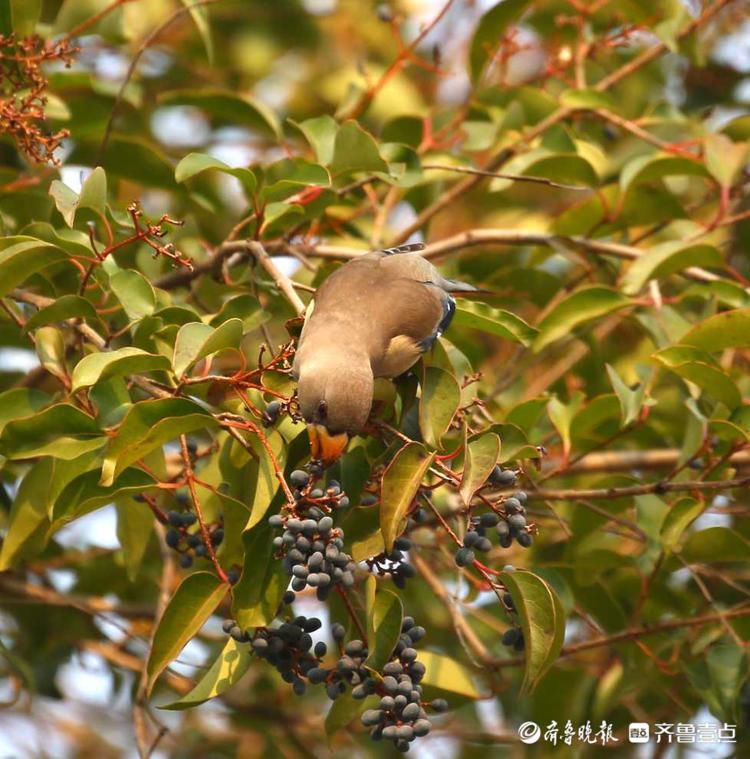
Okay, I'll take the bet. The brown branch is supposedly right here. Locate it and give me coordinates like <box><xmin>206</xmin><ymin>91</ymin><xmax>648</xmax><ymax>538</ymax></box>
<box><xmin>524</xmin><ymin>475</ymin><xmax>750</xmax><ymax>501</ymax></box>
<box><xmin>489</xmin><ymin>603</ymin><xmax>750</xmax><ymax>669</ymax></box>
<box><xmin>246</xmin><ymin>241</ymin><xmax>307</xmax><ymax>316</ymax></box>
<box><xmin>421</xmin><ymin>163</ymin><xmax>590</xmax><ymax>191</ymax></box>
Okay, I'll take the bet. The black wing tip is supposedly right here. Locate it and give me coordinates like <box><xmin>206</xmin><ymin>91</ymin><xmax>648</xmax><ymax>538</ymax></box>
<box><xmin>380</xmin><ymin>242</ymin><xmax>426</xmax><ymax>256</ymax></box>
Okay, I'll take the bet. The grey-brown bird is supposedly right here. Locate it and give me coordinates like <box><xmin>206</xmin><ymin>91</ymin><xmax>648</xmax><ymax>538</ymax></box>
<box><xmin>292</xmin><ymin>243</ymin><xmax>478</xmax><ymax>464</ymax></box>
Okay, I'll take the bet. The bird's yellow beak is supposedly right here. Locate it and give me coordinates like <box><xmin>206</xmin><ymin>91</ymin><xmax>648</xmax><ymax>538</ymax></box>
<box><xmin>307</xmin><ymin>424</ymin><xmax>349</xmax><ymax>466</ymax></box>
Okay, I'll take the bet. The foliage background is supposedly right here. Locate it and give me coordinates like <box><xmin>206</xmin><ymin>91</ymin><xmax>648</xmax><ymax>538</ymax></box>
<box><xmin>1</xmin><ymin>0</ymin><xmax>750</xmax><ymax>756</ymax></box>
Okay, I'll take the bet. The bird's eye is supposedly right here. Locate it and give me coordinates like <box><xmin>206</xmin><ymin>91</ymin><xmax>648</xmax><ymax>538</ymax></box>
<box><xmin>317</xmin><ymin>400</ymin><xmax>328</xmax><ymax>418</ymax></box>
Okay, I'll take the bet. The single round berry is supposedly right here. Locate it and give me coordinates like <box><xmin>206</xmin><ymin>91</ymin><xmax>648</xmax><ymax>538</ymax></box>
<box><xmin>289</xmin><ymin>470</ymin><xmax>310</xmax><ymax>488</ymax></box>
<box><xmin>454</xmin><ymin>547</ymin><xmax>475</xmax><ymax>567</ymax></box>
<box><xmin>517</xmin><ymin>532</ymin><xmax>533</xmax><ymax>548</ymax></box>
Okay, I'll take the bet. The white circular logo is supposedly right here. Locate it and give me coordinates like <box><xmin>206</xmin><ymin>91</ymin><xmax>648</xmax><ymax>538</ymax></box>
<box><xmin>518</xmin><ymin>721</ymin><xmax>541</xmax><ymax>744</ymax></box>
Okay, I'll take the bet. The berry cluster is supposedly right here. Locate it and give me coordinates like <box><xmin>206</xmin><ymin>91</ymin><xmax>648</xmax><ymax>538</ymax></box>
<box><xmin>164</xmin><ymin>510</ymin><xmax>224</xmax><ymax>569</ymax></box>
<box><xmin>366</xmin><ymin>536</ymin><xmax>417</xmax><ymax>589</ymax></box>
<box><xmin>454</xmin><ymin>488</ymin><xmax>532</xmax><ymax>568</ymax></box>
<box><xmin>269</xmin><ymin>471</ymin><xmax>356</xmax><ymax>600</ymax></box>
<box><xmin>224</xmin><ymin>608</ymin><xmax>327</xmax><ymax>696</ymax></box>
<box><xmin>361</xmin><ymin>616</ymin><xmax>446</xmax><ymax>753</ymax></box>
<box><xmin>499</xmin><ymin>576</ymin><xmax>525</xmax><ymax>652</ymax></box>
<box><xmin>308</xmin><ymin>623</ymin><xmax>375</xmax><ymax>700</ymax></box>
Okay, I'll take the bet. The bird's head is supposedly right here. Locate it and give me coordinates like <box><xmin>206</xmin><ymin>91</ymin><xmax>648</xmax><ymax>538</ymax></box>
<box><xmin>296</xmin><ymin>358</ymin><xmax>373</xmax><ymax>466</ymax></box>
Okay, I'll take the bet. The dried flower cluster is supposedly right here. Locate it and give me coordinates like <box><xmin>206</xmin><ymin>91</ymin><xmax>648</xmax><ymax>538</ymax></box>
<box><xmin>0</xmin><ymin>34</ymin><xmax>78</xmax><ymax>165</ymax></box>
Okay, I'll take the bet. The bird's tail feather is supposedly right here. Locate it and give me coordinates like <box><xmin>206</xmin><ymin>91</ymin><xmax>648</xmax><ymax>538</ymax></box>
<box><xmin>380</xmin><ymin>242</ymin><xmax>426</xmax><ymax>255</ymax></box>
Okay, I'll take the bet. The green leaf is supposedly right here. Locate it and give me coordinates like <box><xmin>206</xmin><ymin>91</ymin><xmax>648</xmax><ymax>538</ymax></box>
<box><xmin>159</xmin><ymin>89</ymin><xmax>280</xmax><ymax>137</ymax></box>
<box><xmin>172</xmin><ymin>318</ymin><xmax>243</xmax><ymax>378</ymax></box>
<box><xmin>101</xmin><ymin>398</ymin><xmax>218</xmax><ymax>486</ymax></box>
<box><xmin>96</xmin><ymin>137</ymin><xmax>176</xmax><ymax>189</ymax></box>
<box><xmin>0</xmin><ymin>403</ymin><xmax>98</xmax><ymax>459</ymax></box>
<box><xmin>174</xmin><ymin>152</ymin><xmax>257</xmax><ymax>195</ymax></box>
<box><xmin>325</xmin><ymin>694</ymin><xmax>379</xmax><ymax>743</ymax></box>
<box><xmin>622</xmin><ymin>242</ymin><xmax>723</xmax><ymax>295</ymax></box>
<box><xmin>490</xmin><ymin>151</ymin><xmax>598</xmax><ymax>191</ymax></box>
<box><xmin>35</xmin><ymin>326</ymin><xmax>68</xmax><ymax>384</ymax></box>
<box><xmin>209</xmin><ymin>294</ymin><xmax>269</xmax><ymax>331</ymax></box>
<box><xmin>499</xmin><ymin>569</ymin><xmax>566</xmax><ymax>693</ymax></box>
<box><xmin>606</xmin><ymin>364</ymin><xmax>648</xmax><ymax>426</ymax></box>
<box><xmin>620</xmin><ymin>153</ymin><xmax>710</xmax><ymax>194</ymax></box>
<box><xmin>559</xmin><ymin>88</ymin><xmax>619</xmax><ymax>111</ymax></box>
<box><xmin>653</xmin><ymin>346</ymin><xmax>741</xmax><ymax>409</ymax></box>
<box><xmin>71</xmin><ymin>347</ymin><xmax>171</xmax><ymax>393</ymax></box>
<box><xmin>685</xmin><ymin>641</ymin><xmax>747</xmax><ymax>723</ymax></box>
<box><xmin>146</xmin><ymin>572</ymin><xmax>227</xmax><ymax>694</ymax></box>
<box><xmin>290</xmin><ymin>115</ymin><xmax>338</xmax><ymax>165</ymax></box>
<box><xmin>244</xmin><ymin>430</ymin><xmax>286</xmax><ymax>531</ymax></box>
<box><xmin>460</xmin><ymin>431</ymin><xmax>501</xmax><ymax>506</ymax></box>
<box><xmin>380</xmin><ymin>443</ymin><xmax>434</xmax><ymax>552</ymax></box>
<box><xmin>0</xmin><ymin>458</ymin><xmax>53</xmax><ymax>570</ymax></box>
<box><xmin>180</xmin><ymin>0</ymin><xmax>213</xmax><ymax>63</ymax></box>
<box><xmin>115</xmin><ymin>496</ymin><xmax>155</xmax><ymax>581</ymax></box>
<box><xmin>10</xmin><ymin>0</ymin><xmax>40</xmax><ymax>34</ymax></box>
<box><xmin>469</xmin><ymin>0</ymin><xmax>533</xmax><ymax>81</ymax></box>
<box><xmin>419</xmin><ymin>366</ymin><xmax>460</xmax><ymax>449</ymax></box>
<box><xmin>159</xmin><ymin>638</ymin><xmax>253</xmax><ymax>710</ymax></box>
<box><xmin>547</xmin><ymin>393</ymin><xmax>584</xmax><ymax>460</ymax></box>
<box><xmin>453</xmin><ymin>302</ymin><xmax>537</xmax><ymax>345</ymax></box>
<box><xmin>365</xmin><ymin>577</ymin><xmax>403</xmax><ymax>671</ymax></box>
<box><xmin>681</xmin><ymin>309</ymin><xmax>750</xmax><ymax>352</ymax></box>
<box><xmin>679</xmin><ymin>527</ymin><xmax>750</xmax><ymax>564</ymax></box>
<box><xmin>704</xmin><ymin>133</ymin><xmax>748</xmax><ymax>187</ymax></box>
<box><xmin>330</xmin><ymin>121</ymin><xmax>388</xmax><ymax>177</ymax></box>
<box><xmin>0</xmin><ymin>388</ymin><xmax>49</xmax><ymax>435</ymax></box>
<box><xmin>0</xmin><ymin>237</ymin><xmax>68</xmax><ymax>297</ymax></box>
<box><xmin>232</xmin><ymin>521</ymin><xmax>288</xmax><ymax>629</ymax></box>
<box><xmin>23</xmin><ymin>294</ymin><xmax>102</xmax><ymax>333</ymax></box>
<box><xmin>109</xmin><ymin>269</ymin><xmax>156</xmax><ymax>321</ymax></box>
<box><xmin>533</xmin><ymin>286</ymin><xmax>631</xmax><ymax>351</ymax></box>
<box><xmin>660</xmin><ymin>497</ymin><xmax>704</xmax><ymax>553</ymax></box>
<box><xmin>419</xmin><ymin>651</ymin><xmax>481</xmax><ymax>700</ymax></box>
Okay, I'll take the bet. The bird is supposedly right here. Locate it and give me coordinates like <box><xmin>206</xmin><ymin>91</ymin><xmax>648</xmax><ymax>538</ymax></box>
<box><xmin>292</xmin><ymin>242</ymin><xmax>480</xmax><ymax>465</ymax></box>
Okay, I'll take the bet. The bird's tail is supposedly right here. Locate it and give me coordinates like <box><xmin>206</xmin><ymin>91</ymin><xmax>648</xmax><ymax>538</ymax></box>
<box><xmin>380</xmin><ymin>242</ymin><xmax>426</xmax><ymax>255</ymax></box>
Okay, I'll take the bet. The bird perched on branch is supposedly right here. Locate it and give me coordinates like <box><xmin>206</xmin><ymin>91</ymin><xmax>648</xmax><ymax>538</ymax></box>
<box><xmin>292</xmin><ymin>242</ymin><xmax>480</xmax><ymax>465</ymax></box>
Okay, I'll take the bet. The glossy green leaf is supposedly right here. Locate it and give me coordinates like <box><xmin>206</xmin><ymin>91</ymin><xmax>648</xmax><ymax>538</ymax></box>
<box><xmin>101</xmin><ymin>398</ymin><xmax>218</xmax><ymax>486</ymax></box>
<box><xmin>0</xmin><ymin>238</ymin><xmax>68</xmax><ymax>297</ymax></box>
<box><xmin>174</xmin><ymin>152</ymin><xmax>257</xmax><ymax>194</ymax></box>
<box><xmin>180</xmin><ymin>0</ymin><xmax>213</xmax><ymax>63</ymax></box>
<box><xmin>654</xmin><ymin>346</ymin><xmax>741</xmax><ymax>409</ymax></box>
<box><xmin>606</xmin><ymin>364</ymin><xmax>648</xmax><ymax>427</ymax></box>
<box><xmin>460</xmin><ymin>431</ymin><xmax>500</xmax><ymax>506</ymax></box>
<box><xmin>146</xmin><ymin>572</ymin><xmax>227</xmax><ymax>693</ymax></box>
<box><xmin>681</xmin><ymin>309</ymin><xmax>750</xmax><ymax>352</ymax></box>
<box><xmin>620</xmin><ymin>153</ymin><xmax>710</xmax><ymax>193</ymax></box>
<box><xmin>71</xmin><ymin>347</ymin><xmax>171</xmax><ymax>393</ymax></box>
<box><xmin>380</xmin><ymin>443</ymin><xmax>434</xmax><ymax>552</ymax></box>
<box><xmin>115</xmin><ymin>496</ymin><xmax>155</xmax><ymax>581</ymax></box>
<box><xmin>419</xmin><ymin>366</ymin><xmax>460</xmax><ymax>449</ymax></box>
<box><xmin>534</xmin><ymin>286</ymin><xmax>631</xmax><ymax>351</ymax></box>
<box><xmin>160</xmin><ymin>638</ymin><xmax>253</xmax><ymax>710</ymax></box>
<box><xmin>23</xmin><ymin>294</ymin><xmax>102</xmax><ymax>333</ymax></box>
<box><xmin>453</xmin><ymin>302</ymin><xmax>537</xmax><ymax>345</ymax></box>
<box><xmin>325</xmin><ymin>694</ymin><xmax>379</xmax><ymax>742</ymax></box>
<box><xmin>622</xmin><ymin>242</ymin><xmax>723</xmax><ymax>294</ymax></box>
<box><xmin>547</xmin><ymin>393</ymin><xmax>584</xmax><ymax>460</ymax></box>
<box><xmin>499</xmin><ymin>569</ymin><xmax>566</xmax><ymax>693</ymax></box>
<box><xmin>0</xmin><ymin>403</ymin><xmax>98</xmax><ymax>458</ymax></box>
<box><xmin>419</xmin><ymin>651</ymin><xmax>482</xmax><ymax>700</ymax></box>
<box><xmin>330</xmin><ymin>120</ymin><xmax>388</xmax><ymax>177</ymax></box>
<box><xmin>34</xmin><ymin>326</ymin><xmax>67</xmax><ymax>383</ymax></box>
<box><xmin>559</xmin><ymin>88</ymin><xmax>619</xmax><ymax>111</ymax></box>
<box><xmin>660</xmin><ymin>497</ymin><xmax>704</xmax><ymax>553</ymax></box>
<box><xmin>679</xmin><ymin>527</ymin><xmax>750</xmax><ymax>564</ymax></box>
<box><xmin>172</xmin><ymin>318</ymin><xmax>243</xmax><ymax>378</ymax></box>
<box><xmin>96</xmin><ymin>137</ymin><xmax>176</xmax><ymax>189</ymax></box>
<box><xmin>160</xmin><ymin>89</ymin><xmax>280</xmax><ymax>136</ymax></box>
<box><xmin>685</xmin><ymin>641</ymin><xmax>747</xmax><ymax>723</ymax></box>
<box><xmin>232</xmin><ymin>521</ymin><xmax>288</xmax><ymax>629</ymax></box>
<box><xmin>109</xmin><ymin>269</ymin><xmax>156</xmax><ymax>321</ymax></box>
<box><xmin>490</xmin><ymin>151</ymin><xmax>598</xmax><ymax>191</ymax></box>
<box><xmin>290</xmin><ymin>115</ymin><xmax>338</xmax><ymax>165</ymax></box>
<box><xmin>0</xmin><ymin>388</ymin><xmax>49</xmax><ymax>435</ymax></box>
<box><xmin>469</xmin><ymin>0</ymin><xmax>533</xmax><ymax>81</ymax></box>
<box><xmin>365</xmin><ymin>577</ymin><xmax>403</xmax><ymax>671</ymax></box>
